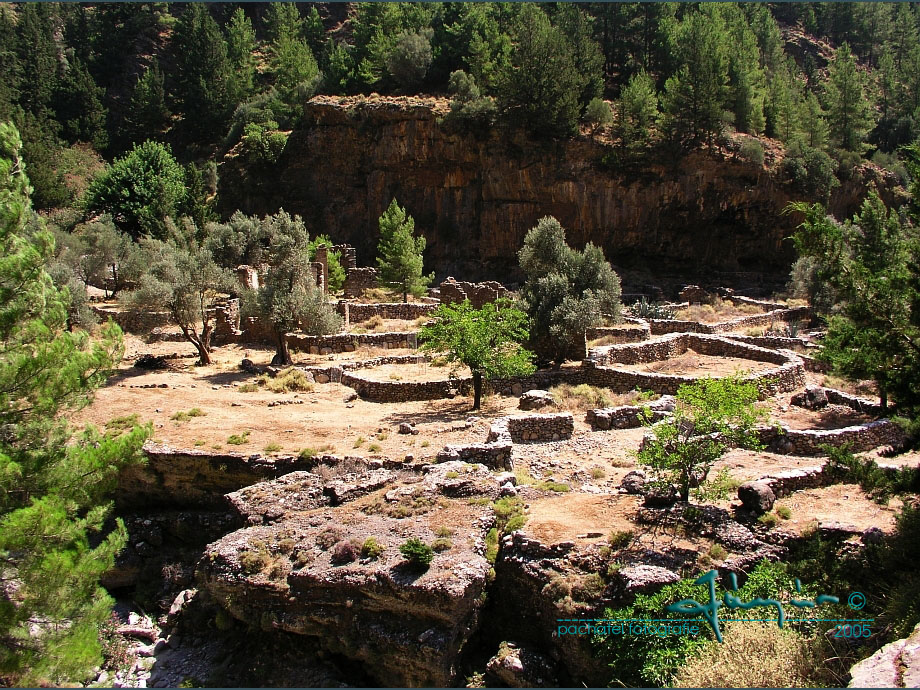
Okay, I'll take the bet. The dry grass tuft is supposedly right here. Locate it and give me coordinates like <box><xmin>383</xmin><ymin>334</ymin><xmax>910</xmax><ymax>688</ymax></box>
<box><xmin>673</xmin><ymin>622</ymin><xmax>831</xmax><ymax>688</ymax></box>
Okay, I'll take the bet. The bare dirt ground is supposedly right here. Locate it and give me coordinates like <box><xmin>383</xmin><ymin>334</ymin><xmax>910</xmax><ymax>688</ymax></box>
<box><xmin>347</xmin><ymin>317</ymin><xmax>428</xmax><ymax>333</ymax></box>
<box><xmin>616</xmin><ymin>348</ymin><xmax>777</xmax><ymax>376</ymax></box>
<box><xmin>353</xmin><ymin>361</ymin><xmax>471</xmax><ymax>383</ymax></box>
<box><xmin>773</xmin><ymin>484</ymin><xmax>903</xmax><ymax>535</ymax></box>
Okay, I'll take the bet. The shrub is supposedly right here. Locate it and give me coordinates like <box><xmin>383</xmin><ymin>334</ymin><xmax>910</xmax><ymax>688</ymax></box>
<box><xmin>709</xmin><ymin>543</ymin><xmax>727</xmax><ymax>560</ymax></box>
<box><xmin>629</xmin><ymin>296</ymin><xmax>675</xmax><ymax>320</ymax></box>
<box><xmin>353</xmin><ymin>437</ymin><xmax>365</xmax><ymax>448</ymax></box>
<box><xmin>265</xmin><ymin>368</ymin><xmax>314</xmax><ymax>393</ymax></box>
<box><xmin>386</xmin><ymin>29</ymin><xmax>433</xmax><ymax>89</ymax></box>
<box><xmin>572</xmin><ymin>573</ymin><xmax>606</xmax><ymax>601</ymax></box>
<box><xmin>672</xmin><ymin>622</ymin><xmax>830</xmax><ymax>688</ymax></box>
<box><xmin>399</xmin><ymin>538</ymin><xmax>434</xmax><ymax>569</ymax></box>
<box><xmin>608</xmin><ymin>530</ymin><xmax>634</xmax><ymax>549</ymax></box>
<box><xmin>298</xmin><ymin>447</ymin><xmax>316</xmax><ymax>460</ymax></box>
<box><xmin>782</xmin><ymin>143</ymin><xmax>839</xmax><ymax>200</ymax></box>
<box><xmin>240</xmin><ymin>120</ymin><xmax>289</xmax><ymax>167</ymax></box>
<box><xmin>739</xmin><ymin>138</ymin><xmax>765</xmax><ymax>166</ymax></box>
<box><xmin>776</xmin><ymin>506</ymin><xmax>792</xmax><ymax>520</ymax></box>
<box><xmin>331</xmin><ymin>540</ymin><xmax>359</xmax><ymax>565</ymax></box>
<box><xmin>264</xmin><ymin>442</ymin><xmax>282</xmax><ymax>452</ymax></box>
<box><xmin>591</xmin><ymin>467</ymin><xmax>606</xmax><ymax>479</ymax></box>
<box><xmin>585</xmin><ymin>97</ymin><xmax>613</xmax><ymax>133</ymax></box>
<box><xmin>227</xmin><ymin>431</ymin><xmax>251</xmax><ymax>445</ymax></box>
<box><xmin>485</xmin><ymin>527</ymin><xmax>499</xmax><ymax>563</ymax></box>
<box><xmin>367</xmin><ymin>442</ymin><xmax>382</xmax><ymax>452</ymax></box>
<box><xmin>238</xmin><ymin>382</ymin><xmax>259</xmax><ymax>393</ymax></box>
<box><xmin>758</xmin><ymin>512</ymin><xmax>779</xmax><ymax>528</ymax></box>
<box><xmin>432</xmin><ymin>537</ymin><xmax>452</xmax><ymax>552</ymax></box>
<box><xmin>361</xmin><ymin>537</ymin><xmax>384</xmax><ymax>559</ymax></box>
<box><xmin>315</xmin><ymin>527</ymin><xmax>344</xmax><ymax>550</ymax></box>
<box><xmin>693</xmin><ymin>468</ymin><xmax>743</xmax><ymax>501</ymax></box>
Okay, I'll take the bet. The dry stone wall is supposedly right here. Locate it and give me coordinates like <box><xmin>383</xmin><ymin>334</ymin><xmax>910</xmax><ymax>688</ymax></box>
<box><xmin>91</xmin><ymin>307</ymin><xmax>171</xmax><ymax>333</ymax></box>
<box><xmin>585</xmin><ymin>324</ymin><xmax>651</xmax><ymax>344</ymax></box>
<box><xmin>287</xmin><ymin>331</ymin><xmax>417</xmax><ymax>354</ymax></box>
<box><xmin>586</xmin><ymin>396</ymin><xmax>676</xmax><ymax>430</ymax></box>
<box><xmin>338</xmin><ymin>301</ymin><xmax>436</xmax><ymax>323</ymax></box>
<box><xmin>343</xmin><ymin>267</ymin><xmax>378</xmax><ymax>298</ymax></box>
<box><xmin>584</xmin><ymin>333</ymin><xmax>805</xmax><ymax>397</ymax></box>
<box><xmin>758</xmin><ymin>419</ymin><xmax>905</xmax><ymax>456</ymax></box>
<box><xmin>438</xmin><ymin>413</ymin><xmax>574</xmax><ymax>470</ymax></box>
<box><xmin>439</xmin><ymin>277</ymin><xmax>506</xmax><ymax>308</ymax></box>
<box><xmin>648</xmin><ymin>306</ymin><xmax>811</xmax><ymax>336</ymax></box>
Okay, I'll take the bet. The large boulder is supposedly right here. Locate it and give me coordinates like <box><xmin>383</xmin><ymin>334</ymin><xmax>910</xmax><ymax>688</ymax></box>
<box><xmin>518</xmin><ymin>390</ymin><xmax>556</xmax><ymax>411</ymax></box>
<box><xmin>486</xmin><ymin>641</ymin><xmax>559</xmax><ymax>687</ymax></box>
<box><xmin>737</xmin><ymin>480</ymin><xmax>776</xmax><ymax>514</ymax></box>
<box><xmin>848</xmin><ymin>622</ymin><xmax>920</xmax><ymax>688</ymax></box>
<box><xmin>619</xmin><ymin>470</ymin><xmax>647</xmax><ymax>495</ymax></box>
<box><xmin>790</xmin><ymin>386</ymin><xmax>828</xmax><ymax>410</ymax></box>
<box><xmin>199</xmin><ymin>509</ymin><xmax>492</xmax><ymax>687</ymax></box>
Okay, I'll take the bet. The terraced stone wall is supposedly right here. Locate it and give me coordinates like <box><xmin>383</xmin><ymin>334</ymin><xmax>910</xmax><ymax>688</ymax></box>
<box><xmin>287</xmin><ymin>331</ymin><xmax>417</xmax><ymax>354</ymax></box>
<box><xmin>338</xmin><ymin>301</ymin><xmax>436</xmax><ymax>323</ymax></box>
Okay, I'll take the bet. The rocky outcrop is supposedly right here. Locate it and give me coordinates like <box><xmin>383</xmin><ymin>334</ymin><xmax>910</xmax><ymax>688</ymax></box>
<box><xmin>848</xmin><ymin>622</ymin><xmax>920</xmax><ymax>688</ymax></box>
<box><xmin>219</xmin><ymin>94</ymin><xmax>902</xmax><ymax>288</ymax></box>
<box><xmin>198</xmin><ymin>510</ymin><xmax>492</xmax><ymax>687</ymax></box>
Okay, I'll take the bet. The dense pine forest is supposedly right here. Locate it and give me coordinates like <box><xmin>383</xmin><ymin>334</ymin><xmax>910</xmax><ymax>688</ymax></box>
<box><xmin>1</xmin><ymin>2</ymin><xmax>918</xmax><ymax>215</ymax></box>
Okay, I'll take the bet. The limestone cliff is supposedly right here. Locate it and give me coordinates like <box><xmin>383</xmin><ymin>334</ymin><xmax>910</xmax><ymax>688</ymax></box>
<box><xmin>219</xmin><ymin>95</ymin><xmax>902</xmax><ymax>290</ymax></box>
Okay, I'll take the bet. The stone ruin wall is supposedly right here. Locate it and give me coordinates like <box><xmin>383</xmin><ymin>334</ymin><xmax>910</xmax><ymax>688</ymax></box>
<box><xmin>585</xmin><ymin>324</ymin><xmax>651</xmax><ymax>344</ymax></box>
<box><xmin>287</xmin><ymin>331</ymin><xmax>417</xmax><ymax>354</ymax></box>
<box><xmin>344</xmin><ymin>267</ymin><xmax>378</xmax><ymax>298</ymax></box>
<box><xmin>439</xmin><ymin>277</ymin><xmax>506</xmax><ymax>308</ymax></box>
<box><xmin>91</xmin><ymin>307</ymin><xmax>172</xmax><ymax>333</ymax></box>
<box><xmin>585</xmin><ymin>333</ymin><xmax>805</xmax><ymax>397</ymax></box>
<box><xmin>647</xmin><ymin>306</ymin><xmax>812</xmax><ymax>336</ymax></box>
<box><xmin>337</xmin><ymin>302</ymin><xmax>436</xmax><ymax>323</ymax></box>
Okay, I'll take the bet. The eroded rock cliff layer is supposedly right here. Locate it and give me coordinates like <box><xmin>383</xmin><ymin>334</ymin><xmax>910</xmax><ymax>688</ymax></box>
<box><xmin>219</xmin><ymin>95</ymin><xmax>901</xmax><ymax>290</ymax></box>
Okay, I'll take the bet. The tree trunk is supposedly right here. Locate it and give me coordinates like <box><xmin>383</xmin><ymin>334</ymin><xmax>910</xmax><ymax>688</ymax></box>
<box><xmin>181</xmin><ymin>325</ymin><xmax>211</xmax><ymax>365</ymax></box>
<box><xmin>880</xmin><ymin>387</ymin><xmax>888</xmax><ymax>412</ymax></box>
<box><xmin>272</xmin><ymin>330</ymin><xmax>293</xmax><ymax>366</ymax></box>
<box><xmin>472</xmin><ymin>371</ymin><xmax>483</xmax><ymax>410</ymax></box>
<box><xmin>403</xmin><ymin>287</ymin><xmax>408</xmax><ymax>303</ymax></box>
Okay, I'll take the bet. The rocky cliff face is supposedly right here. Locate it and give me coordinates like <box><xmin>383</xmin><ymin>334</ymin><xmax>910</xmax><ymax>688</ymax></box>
<box><xmin>219</xmin><ymin>95</ymin><xmax>902</xmax><ymax>290</ymax></box>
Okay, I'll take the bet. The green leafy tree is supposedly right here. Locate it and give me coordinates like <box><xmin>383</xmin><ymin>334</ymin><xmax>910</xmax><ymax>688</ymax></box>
<box><xmin>497</xmin><ymin>4</ymin><xmax>582</xmax><ymax>138</ymax></box>
<box><xmin>824</xmin><ymin>42</ymin><xmax>874</xmax><ymax>153</ymax></box>
<box><xmin>518</xmin><ymin>216</ymin><xmax>622</xmax><ymax>365</ymax></box>
<box><xmin>122</xmin><ymin>218</ymin><xmax>232</xmax><ymax>365</ymax></box>
<box><xmin>584</xmin><ymin>97</ymin><xmax>613</xmax><ymax>134</ymax></box>
<box><xmin>637</xmin><ymin>377</ymin><xmax>763</xmax><ymax>502</ymax></box>
<box><xmin>375</xmin><ymin>198</ymin><xmax>433</xmax><ymax>303</ymax></box>
<box><xmin>226</xmin><ymin>8</ymin><xmax>257</xmax><ymax>104</ymax></box>
<box><xmin>0</xmin><ymin>121</ymin><xmax>148</xmax><ymax>685</ymax></box>
<box><xmin>204</xmin><ymin>211</ymin><xmax>266</xmax><ymax>270</ymax></box>
<box><xmin>554</xmin><ymin>4</ymin><xmax>605</xmax><ymax>111</ymax></box>
<box><xmin>420</xmin><ymin>298</ymin><xmax>535</xmax><ymax>410</ymax></box>
<box><xmin>83</xmin><ymin>140</ymin><xmax>187</xmax><ymax>240</ymax></box>
<box><xmin>386</xmin><ymin>29</ymin><xmax>434</xmax><ymax>90</ymax></box>
<box><xmin>303</xmin><ymin>7</ymin><xmax>325</xmax><ymax>55</ymax></box>
<box><xmin>257</xmin><ymin>211</ymin><xmax>342</xmax><ymax>365</ymax></box>
<box><xmin>320</xmin><ymin>39</ymin><xmax>354</xmax><ymax>94</ymax></box>
<box><xmin>788</xmin><ymin>188</ymin><xmax>920</xmax><ymax>412</ymax></box>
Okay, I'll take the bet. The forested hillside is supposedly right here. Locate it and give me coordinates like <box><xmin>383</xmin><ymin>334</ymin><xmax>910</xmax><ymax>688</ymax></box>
<box><xmin>0</xmin><ymin>2</ymin><xmax>916</xmax><ymax>262</ymax></box>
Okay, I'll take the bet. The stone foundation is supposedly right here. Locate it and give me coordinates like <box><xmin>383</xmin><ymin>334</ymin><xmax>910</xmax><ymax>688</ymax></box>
<box><xmin>439</xmin><ymin>277</ymin><xmax>506</xmax><ymax>308</ymax></box>
<box><xmin>648</xmin><ymin>306</ymin><xmax>811</xmax><ymax>336</ymax></box>
<box><xmin>337</xmin><ymin>301</ymin><xmax>436</xmax><ymax>324</ymax></box>
<box><xmin>585</xmin><ymin>324</ymin><xmax>651</xmax><ymax>344</ymax></box>
<box><xmin>586</xmin><ymin>396</ymin><xmax>676</xmax><ymax>430</ymax></box>
<box><xmin>584</xmin><ymin>333</ymin><xmax>805</xmax><ymax>397</ymax></box>
<box><xmin>287</xmin><ymin>331</ymin><xmax>417</xmax><ymax>354</ymax></box>
<box><xmin>343</xmin><ymin>267</ymin><xmax>378</xmax><ymax>298</ymax></box>
<box><xmin>758</xmin><ymin>419</ymin><xmax>906</xmax><ymax>456</ymax></box>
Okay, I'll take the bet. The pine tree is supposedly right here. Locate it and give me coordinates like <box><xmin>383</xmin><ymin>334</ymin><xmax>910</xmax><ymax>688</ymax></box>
<box><xmin>799</xmin><ymin>91</ymin><xmax>830</xmax><ymax>151</ymax></box>
<box><xmin>264</xmin><ymin>2</ymin><xmax>303</xmax><ymax>43</ymax></box>
<box><xmin>659</xmin><ymin>6</ymin><xmax>730</xmax><ymax>147</ymax></box>
<box><xmin>616</xmin><ymin>69</ymin><xmax>659</xmax><ymax>150</ymax></box>
<box><xmin>271</xmin><ymin>35</ymin><xmax>320</xmax><ymax>111</ymax></box>
<box><xmin>303</xmin><ymin>7</ymin><xmax>326</xmax><ymax>55</ymax></box>
<box><xmin>54</xmin><ymin>58</ymin><xmax>108</xmax><ymax>150</ymax></box>
<box><xmin>375</xmin><ymin>198</ymin><xmax>432</xmax><ymax>303</ymax></box>
<box><xmin>0</xmin><ymin>121</ymin><xmax>148</xmax><ymax>685</ymax></box>
<box><xmin>126</xmin><ymin>61</ymin><xmax>170</xmax><ymax>143</ymax></box>
<box><xmin>171</xmin><ymin>3</ymin><xmax>234</xmax><ymax>139</ymax></box>
<box><xmin>226</xmin><ymin>8</ymin><xmax>257</xmax><ymax>105</ymax></box>
<box><xmin>824</xmin><ymin>42</ymin><xmax>874</xmax><ymax>153</ymax></box>
<box><xmin>497</xmin><ymin>4</ymin><xmax>581</xmax><ymax>138</ymax></box>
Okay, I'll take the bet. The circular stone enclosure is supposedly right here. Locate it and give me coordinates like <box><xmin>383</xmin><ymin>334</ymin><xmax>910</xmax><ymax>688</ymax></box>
<box><xmin>585</xmin><ymin>333</ymin><xmax>805</xmax><ymax>397</ymax></box>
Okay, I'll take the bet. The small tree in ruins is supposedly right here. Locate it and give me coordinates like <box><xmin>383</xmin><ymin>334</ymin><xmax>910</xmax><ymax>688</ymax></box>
<box><xmin>419</xmin><ymin>298</ymin><xmax>535</xmax><ymax>410</ymax></box>
<box><xmin>122</xmin><ymin>217</ymin><xmax>233</xmax><ymax>365</ymax></box>
<box><xmin>637</xmin><ymin>377</ymin><xmax>763</xmax><ymax>502</ymax></box>
<box><xmin>376</xmin><ymin>198</ymin><xmax>433</xmax><ymax>303</ymax></box>
<box><xmin>258</xmin><ymin>211</ymin><xmax>342</xmax><ymax>365</ymax></box>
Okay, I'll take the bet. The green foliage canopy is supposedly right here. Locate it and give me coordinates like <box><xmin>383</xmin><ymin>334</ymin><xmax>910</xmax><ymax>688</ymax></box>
<box><xmin>375</xmin><ymin>198</ymin><xmax>433</xmax><ymax>303</ymax></box>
